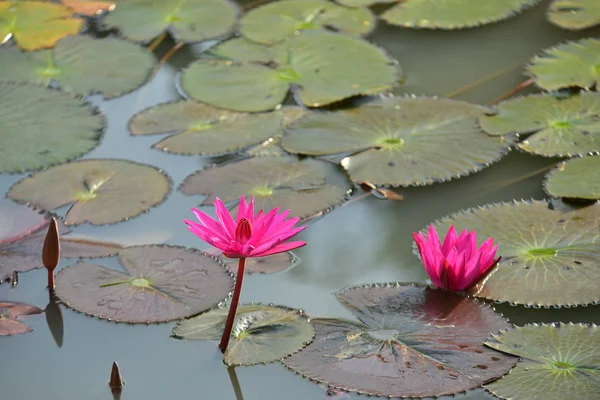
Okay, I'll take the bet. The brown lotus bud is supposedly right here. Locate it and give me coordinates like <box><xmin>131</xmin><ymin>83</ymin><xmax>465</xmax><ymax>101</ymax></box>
<box><xmin>43</xmin><ymin>218</ymin><xmax>61</xmax><ymax>289</ymax></box>
<box><xmin>109</xmin><ymin>361</ymin><xmax>124</xmax><ymax>390</ymax></box>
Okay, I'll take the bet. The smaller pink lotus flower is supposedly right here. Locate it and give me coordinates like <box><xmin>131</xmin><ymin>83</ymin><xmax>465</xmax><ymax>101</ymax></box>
<box><xmin>413</xmin><ymin>225</ymin><xmax>500</xmax><ymax>291</ymax></box>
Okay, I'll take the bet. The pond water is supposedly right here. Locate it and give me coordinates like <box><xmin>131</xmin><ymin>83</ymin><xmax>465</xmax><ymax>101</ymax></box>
<box><xmin>2</xmin><ymin>1</ymin><xmax>600</xmax><ymax>399</ymax></box>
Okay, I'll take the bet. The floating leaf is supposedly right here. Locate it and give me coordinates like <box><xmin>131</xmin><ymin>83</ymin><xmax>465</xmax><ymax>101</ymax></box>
<box><xmin>173</xmin><ymin>304</ymin><xmax>314</xmax><ymax>366</ymax></box>
<box><xmin>55</xmin><ymin>245</ymin><xmax>233</xmax><ymax>323</ymax></box>
<box><xmin>283</xmin><ymin>283</ymin><xmax>515</xmax><ymax>398</ymax></box>
<box><xmin>335</xmin><ymin>0</ymin><xmax>395</xmax><ymax>6</ymax></box>
<box><xmin>239</xmin><ymin>0</ymin><xmax>375</xmax><ymax>44</ymax></box>
<box><xmin>0</xmin><ymin>35</ymin><xmax>155</xmax><ymax>98</ymax></box>
<box><xmin>61</xmin><ymin>0</ymin><xmax>117</xmax><ymax>16</ymax></box>
<box><xmin>222</xmin><ymin>251</ymin><xmax>298</xmax><ymax>275</ymax></box>
<box><xmin>181</xmin><ymin>32</ymin><xmax>400</xmax><ymax>112</ymax></box>
<box><xmin>0</xmin><ymin>302</ymin><xmax>42</xmax><ymax>336</ymax></box>
<box><xmin>282</xmin><ymin>96</ymin><xmax>511</xmax><ymax>187</ymax></box>
<box><xmin>7</xmin><ymin>159</ymin><xmax>171</xmax><ymax>226</ymax></box>
<box><xmin>527</xmin><ymin>38</ymin><xmax>600</xmax><ymax>91</ymax></box>
<box><xmin>0</xmin><ymin>82</ymin><xmax>104</xmax><ymax>173</ymax></box>
<box><xmin>480</xmin><ymin>92</ymin><xmax>600</xmax><ymax>157</ymax></box>
<box><xmin>544</xmin><ymin>155</ymin><xmax>600</xmax><ymax>200</ymax></box>
<box><xmin>431</xmin><ymin>200</ymin><xmax>600</xmax><ymax>307</ymax></box>
<box><xmin>547</xmin><ymin>0</ymin><xmax>600</xmax><ymax>30</ymax></box>
<box><xmin>103</xmin><ymin>0</ymin><xmax>239</xmax><ymax>43</ymax></box>
<box><xmin>179</xmin><ymin>155</ymin><xmax>350</xmax><ymax>220</ymax></box>
<box><xmin>0</xmin><ymin>1</ymin><xmax>83</xmax><ymax>50</ymax></box>
<box><xmin>485</xmin><ymin>323</ymin><xmax>600</xmax><ymax>400</ymax></box>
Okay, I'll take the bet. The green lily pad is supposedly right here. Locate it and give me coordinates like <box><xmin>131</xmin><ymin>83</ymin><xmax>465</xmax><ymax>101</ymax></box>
<box><xmin>485</xmin><ymin>323</ymin><xmax>600</xmax><ymax>400</ymax></box>
<box><xmin>55</xmin><ymin>245</ymin><xmax>233</xmax><ymax>323</ymax></box>
<box><xmin>430</xmin><ymin>200</ymin><xmax>600</xmax><ymax>307</ymax></box>
<box><xmin>173</xmin><ymin>304</ymin><xmax>314</xmax><ymax>366</ymax></box>
<box><xmin>0</xmin><ymin>82</ymin><xmax>104</xmax><ymax>173</ymax></box>
<box><xmin>282</xmin><ymin>283</ymin><xmax>516</xmax><ymax>398</ymax></box>
<box><xmin>544</xmin><ymin>155</ymin><xmax>600</xmax><ymax>200</ymax></box>
<box><xmin>239</xmin><ymin>0</ymin><xmax>375</xmax><ymax>45</ymax></box>
<box><xmin>103</xmin><ymin>0</ymin><xmax>239</xmax><ymax>43</ymax></box>
<box><xmin>547</xmin><ymin>0</ymin><xmax>600</xmax><ymax>30</ymax></box>
<box><xmin>380</xmin><ymin>0</ymin><xmax>541</xmax><ymax>29</ymax></box>
<box><xmin>0</xmin><ymin>35</ymin><xmax>155</xmax><ymax>98</ymax></box>
<box><xmin>7</xmin><ymin>159</ymin><xmax>172</xmax><ymax>226</ymax></box>
<box><xmin>179</xmin><ymin>155</ymin><xmax>350</xmax><ymax>220</ymax></box>
<box><xmin>180</xmin><ymin>32</ymin><xmax>400</xmax><ymax>112</ymax></box>
<box><xmin>282</xmin><ymin>96</ymin><xmax>511</xmax><ymax>187</ymax></box>
<box><xmin>0</xmin><ymin>302</ymin><xmax>42</xmax><ymax>336</ymax></box>
<box><xmin>335</xmin><ymin>0</ymin><xmax>396</xmax><ymax>7</ymax></box>
<box><xmin>480</xmin><ymin>92</ymin><xmax>600</xmax><ymax>157</ymax></box>
<box><xmin>527</xmin><ymin>38</ymin><xmax>600</xmax><ymax>91</ymax></box>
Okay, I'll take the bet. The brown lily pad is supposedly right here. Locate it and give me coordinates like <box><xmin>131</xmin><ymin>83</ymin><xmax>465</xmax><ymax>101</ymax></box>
<box><xmin>0</xmin><ymin>302</ymin><xmax>42</xmax><ymax>336</ymax></box>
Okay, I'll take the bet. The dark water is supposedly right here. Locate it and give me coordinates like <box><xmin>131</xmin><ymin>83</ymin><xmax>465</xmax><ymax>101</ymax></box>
<box><xmin>2</xmin><ymin>1</ymin><xmax>600</xmax><ymax>399</ymax></box>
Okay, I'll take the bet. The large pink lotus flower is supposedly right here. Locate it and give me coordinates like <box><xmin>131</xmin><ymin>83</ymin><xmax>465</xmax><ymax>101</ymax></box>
<box><xmin>413</xmin><ymin>225</ymin><xmax>500</xmax><ymax>291</ymax></box>
<box><xmin>185</xmin><ymin>196</ymin><xmax>307</xmax><ymax>259</ymax></box>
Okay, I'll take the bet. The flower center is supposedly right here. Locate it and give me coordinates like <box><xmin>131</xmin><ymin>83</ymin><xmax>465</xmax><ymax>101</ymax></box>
<box><xmin>528</xmin><ymin>247</ymin><xmax>557</xmax><ymax>258</ymax></box>
<box><xmin>235</xmin><ymin>218</ymin><xmax>253</xmax><ymax>244</ymax></box>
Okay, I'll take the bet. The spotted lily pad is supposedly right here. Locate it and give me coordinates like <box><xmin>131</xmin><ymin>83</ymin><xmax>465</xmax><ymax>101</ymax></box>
<box><xmin>0</xmin><ymin>35</ymin><xmax>155</xmax><ymax>98</ymax></box>
<box><xmin>55</xmin><ymin>245</ymin><xmax>233</xmax><ymax>323</ymax></box>
<box><xmin>239</xmin><ymin>0</ymin><xmax>375</xmax><ymax>44</ymax></box>
<box><xmin>431</xmin><ymin>200</ymin><xmax>600</xmax><ymax>307</ymax></box>
<box><xmin>282</xmin><ymin>96</ymin><xmax>511</xmax><ymax>187</ymax></box>
<box><xmin>61</xmin><ymin>0</ymin><xmax>117</xmax><ymax>16</ymax></box>
<box><xmin>0</xmin><ymin>82</ymin><xmax>104</xmax><ymax>173</ymax></box>
<box><xmin>181</xmin><ymin>33</ymin><xmax>400</xmax><ymax>112</ymax></box>
<box><xmin>282</xmin><ymin>283</ymin><xmax>516</xmax><ymax>398</ymax></box>
<box><xmin>544</xmin><ymin>155</ymin><xmax>600</xmax><ymax>200</ymax></box>
<box><xmin>103</xmin><ymin>0</ymin><xmax>239</xmax><ymax>43</ymax></box>
<box><xmin>0</xmin><ymin>302</ymin><xmax>42</xmax><ymax>336</ymax></box>
<box><xmin>480</xmin><ymin>92</ymin><xmax>600</xmax><ymax>157</ymax></box>
<box><xmin>179</xmin><ymin>155</ymin><xmax>350</xmax><ymax>219</ymax></box>
<box><xmin>527</xmin><ymin>38</ymin><xmax>600</xmax><ymax>91</ymax></box>
<box><xmin>7</xmin><ymin>159</ymin><xmax>171</xmax><ymax>226</ymax></box>
<box><xmin>485</xmin><ymin>323</ymin><xmax>600</xmax><ymax>400</ymax></box>
<box><xmin>547</xmin><ymin>0</ymin><xmax>600</xmax><ymax>30</ymax></box>
<box><xmin>173</xmin><ymin>304</ymin><xmax>314</xmax><ymax>366</ymax></box>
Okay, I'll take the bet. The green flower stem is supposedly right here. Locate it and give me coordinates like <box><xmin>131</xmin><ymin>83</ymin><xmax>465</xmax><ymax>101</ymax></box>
<box><xmin>219</xmin><ymin>257</ymin><xmax>247</xmax><ymax>352</ymax></box>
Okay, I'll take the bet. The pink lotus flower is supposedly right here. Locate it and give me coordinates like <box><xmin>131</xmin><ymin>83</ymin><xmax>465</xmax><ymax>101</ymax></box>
<box><xmin>413</xmin><ymin>225</ymin><xmax>500</xmax><ymax>291</ymax></box>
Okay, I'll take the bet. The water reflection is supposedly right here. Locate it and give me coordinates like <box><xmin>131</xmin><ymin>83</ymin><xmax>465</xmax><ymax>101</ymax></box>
<box><xmin>45</xmin><ymin>290</ymin><xmax>64</xmax><ymax>348</ymax></box>
<box><xmin>227</xmin><ymin>366</ymin><xmax>244</xmax><ymax>400</ymax></box>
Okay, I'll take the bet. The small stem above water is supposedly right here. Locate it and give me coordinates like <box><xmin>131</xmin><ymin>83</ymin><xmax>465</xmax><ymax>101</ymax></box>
<box><xmin>219</xmin><ymin>257</ymin><xmax>247</xmax><ymax>352</ymax></box>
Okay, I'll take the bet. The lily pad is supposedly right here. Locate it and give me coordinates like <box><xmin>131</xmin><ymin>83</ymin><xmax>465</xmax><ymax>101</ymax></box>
<box><xmin>544</xmin><ymin>155</ymin><xmax>600</xmax><ymax>200</ymax></box>
<box><xmin>173</xmin><ymin>304</ymin><xmax>314</xmax><ymax>366</ymax></box>
<box><xmin>0</xmin><ymin>302</ymin><xmax>42</xmax><ymax>336</ymax></box>
<box><xmin>547</xmin><ymin>0</ymin><xmax>600</xmax><ymax>30</ymax></box>
<box><xmin>239</xmin><ymin>0</ymin><xmax>375</xmax><ymax>44</ymax></box>
<box><xmin>0</xmin><ymin>1</ymin><xmax>83</xmax><ymax>50</ymax></box>
<box><xmin>179</xmin><ymin>155</ymin><xmax>350</xmax><ymax>220</ymax></box>
<box><xmin>223</xmin><ymin>251</ymin><xmax>298</xmax><ymax>275</ymax></box>
<box><xmin>103</xmin><ymin>0</ymin><xmax>239</xmax><ymax>43</ymax></box>
<box><xmin>431</xmin><ymin>200</ymin><xmax>600</xmax><ymax>307</ymax></box>
<box><xmin>0</xmin><ymin>82</ymin><xmax>104</xmax><ymax>173</ymax></box>
<box><xmin>0</xmin><ymin>35</ymin><xmax>155</xmax><ymax>98</ymax></box>
<box><xmin>61</xmin><ymin>0</ymin><xmax>117</xmax><ymax>16</ymax></box>
<box><xmin>380</xmin><ymin>0</ymin><xmax>540</xmax><ymax>29</ymax></box>
<box><xmin>335</xmin><ymin>0</ymin><xmax>396</xmax><ymax>6</ymax></box>
<box><xmin>485</xmin><ymin>323</ymin><xmax>600</xmax><ymax>400</ymax></box>
<box><xmin>7</xmin><ymin>159</ymin><xmax>172</xmax><ymax>226</ymax></box>
<box><xmin>282</xmin><ymin>96</ymin><xmax>511</xmax><ymax>187</ymax></box>
<box><xmin>282</xmin><ymin>283</ymin><xmax>516</xmax><ymax>398</ymax></box>
<box><xmin>527</xmin><ymin>38</ymin><xmax>600</xmax><ymax>91</ymax></box>
<box><xmin>180</xmin><ymin>32</ymin><xmax>400</xmax><ymax>112</ymax></box>
<box><xmin>54</xmin><ymin>245</ymin><xmax>233</xmax><ymax>323</ymax></box>
<box><xmin>480</xmin><ymin>92</ymin><xmax>600</xmax><ymax>157</ymax></box>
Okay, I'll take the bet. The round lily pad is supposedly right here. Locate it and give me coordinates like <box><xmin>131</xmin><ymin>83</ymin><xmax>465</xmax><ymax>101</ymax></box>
<box><xmin>527</xmin><ymin>38</ymin><xmax>600</xmax><ymax>91</ymax></box>
<box><xmin>0</xmin><ymin>35</ymin><xmax>155</xmax><ymax>98</ymax></box>
<box><xmin>61</xmin><ymin>0</ymin><xmax>116</xmax><ymax>16</ymax></box>
<box><xmin>55</xmin><ymin>245</ymin><xmax>233</xmax><ymax>323</ymax></box>
<box><xmin>239</xmin><ymin>0</ymin><xmax>375</xmax><ymax>44</ymax></box>
<box><xmin>180</xmin><ymin>32</ymin><xmax>400</xmax><ymax>112</ymax></box>
<box><xmin>0</xmin><ymin>302</ymin><xmax>42</xmax><ymax>336</ymax></box>
<box><xmin>380</xmin><ymin>0</ymin><xmax>540</xmax><ymax>29</ymax></box>
<box><xmin>173</xmin><ymin>304</ymin><xmax>314</xmax><ymax>366</ymax></box>
<box><xmin>485</xmin><ymin>323</ymin><xmax>600</xmax><ymax>400</ymax></box>
<box><xmin>544</xmin><ymin>155</ymin><xmax>600</xmax><ymax>200</ymax></box>
<box><xmin>480</xmin><ymin>92</ymin><xmax>600</xmax><ymax>157</ymax></box>
<box><xmin>335</xmin><ymin>0</ymin><xmax>396</xmax><ymax>6</ymax></box>
<box><xmin>431</xmin><ymin>200</ymin><xmax>600</xmax><ymax>307</ymax></box>
<box><xmin>7</xmin><ymin>159</ymin><xmax>172</xmax><ymax>226</ymax></box>
<box><xmin>282</xmin><ymin>96</ymin><xmax>511</xmax><ymax>187</ymax></box>
<box><xmin>224</xmin><ymin>252</ymin><xmax>299</xmax><ymax>275</ymax></box>
<box><xmin>547</xmin><ymin>0</ymin><xmax>600</xmax><ymax>30</ymax></box>
<box><xmin>103</xmin><ymin>0</ymin><xmax>239</xmax><ymax>43</ymax></box>
<box><xmin>0</xmin><ymin>82</ymin><xmax>104</xmax><ymax>173</ymax></box>
<box><xmin>179</xmin><ymin>155</ymin><xmax>350</xmax><ymax>220</ymax></box>
<box><xmin>283</xmin><ymin>283</ymin><xmax>516</xmax><ymax>398</ymax></box>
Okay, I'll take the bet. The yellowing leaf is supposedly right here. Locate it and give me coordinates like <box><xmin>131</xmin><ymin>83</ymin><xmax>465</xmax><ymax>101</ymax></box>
<box><xmin>61</xmin><ymin>0</ymin><xmax>116</xmax><ymax>16</ymax></box>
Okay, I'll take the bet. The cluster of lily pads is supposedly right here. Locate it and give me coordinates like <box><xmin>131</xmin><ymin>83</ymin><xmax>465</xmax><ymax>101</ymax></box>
<box><xmin>1</xmin><ymin>0</ymin><xmax>600</xmax><ymax>399</ymax></box>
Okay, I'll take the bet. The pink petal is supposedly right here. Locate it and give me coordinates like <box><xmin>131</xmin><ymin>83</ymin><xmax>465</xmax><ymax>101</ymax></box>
<box><xmin>247</xmin><ymin>197</ymin><xmax>256</xmax><ymax>223</ymax></box>
<box><xmin>427</xmin><ymin>225</ymin><xmax>441</xmax><ymax>252</ymax></box>
<box><xmin>253</xmin><ymin>241</ymin><xmax>307</xmax><ymax>257</ymax></box>
<box><xmin>191</xmin><ymin>209</ymin><xmax>230</xmax><ymax>240</ymax></box>
<box><xmin>441</xmin><ymin>226</ymin><xmax>458</xmax><ymax>257</ymax></box>
<box><xmin>237</xmin><ymin>196</ymin><xmax>248</xmax><ymax>223</ymax></box>
<box><xmin>214</xmin><ymin>198</ymin><xmax>237</xmax><ymax>236</ymax></box>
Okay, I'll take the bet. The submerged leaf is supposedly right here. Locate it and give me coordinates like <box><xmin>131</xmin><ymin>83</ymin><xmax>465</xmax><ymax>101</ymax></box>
<box><xmin>7</xmin><ymin>159</ymin><xmax>172</xmax><ymax>226</ymax></box>
<box><xmin>547</xmin><ymin>0</ymin><xmax>600</xmax><ymax>30</ymax></box>
<box><xmin>55</xmin><ymin>245</ymin><xmax>233</xmax><ymax>323</ymax></box>
<box><xmin>544</xmin><ymin>155</ymin><xmax>600</xmax><ymax>200</ymax></box>
<box><xmin>0</xmin><ymin>302</ymin><xmax>42</xmax><ymax>336</ymax></box>
<box><xmin>61</xmin><ymin>0</ymin><xmax>117</xmax><ymax>16</ymax></box>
